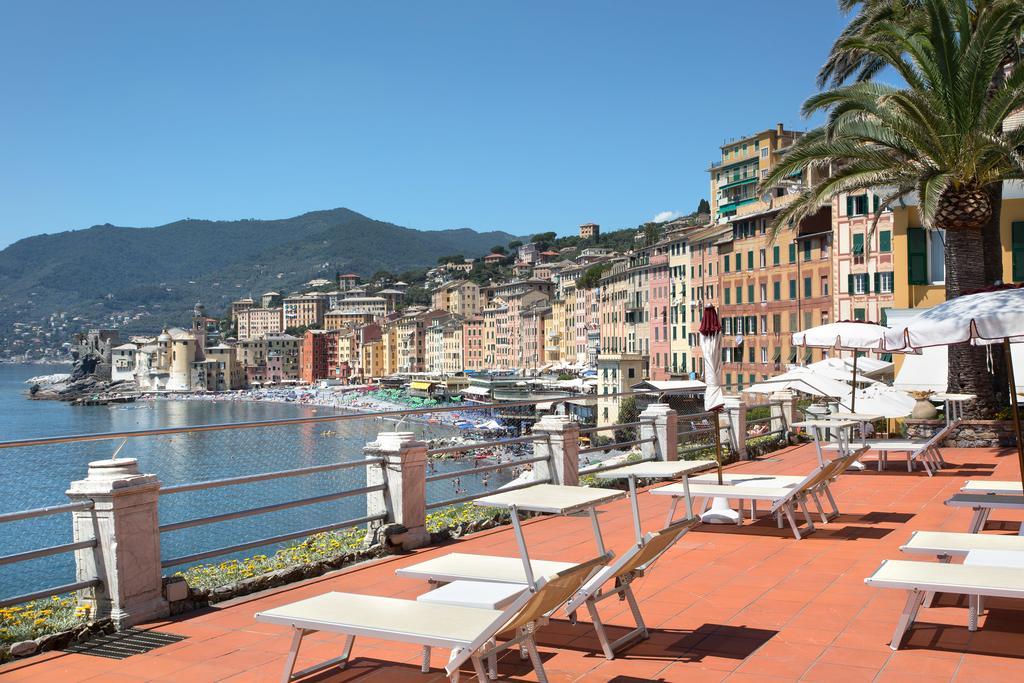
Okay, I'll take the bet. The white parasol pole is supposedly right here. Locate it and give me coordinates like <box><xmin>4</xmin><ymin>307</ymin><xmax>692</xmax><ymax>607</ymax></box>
<box><xmin>1003</xmin><ymin>338</ymin><xmax>1024</xmax><ymax>490</ymax></box>
<box><xmin>850</xmin><ymin>353</ymin><xmax>858</xmax><ymax>413</ymax></box>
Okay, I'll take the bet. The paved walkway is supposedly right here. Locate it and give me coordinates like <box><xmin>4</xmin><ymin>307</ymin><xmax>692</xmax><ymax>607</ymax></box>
<box><xmin>3</xmin><ymin>442</ymin><xmax>1024</xmax><ymax>681</ymax></box>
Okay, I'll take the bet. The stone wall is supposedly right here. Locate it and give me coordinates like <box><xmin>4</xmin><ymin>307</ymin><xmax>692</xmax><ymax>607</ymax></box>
<box><xmin>904</xmin><ymin>419</ymin><xmax>1018</xmax><ymax>448</ymax></box>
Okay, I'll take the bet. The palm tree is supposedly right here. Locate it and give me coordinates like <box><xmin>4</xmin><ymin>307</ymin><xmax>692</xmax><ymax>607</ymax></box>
<box><xmin>819</xmin><ymin>0</ymin><xmax>1022</xmax><ymax>291</ymax></box>
<box><xmin>760</xmin><ymin>0</ymin><xmax>1024</xmax><ymax>417</ymax></box>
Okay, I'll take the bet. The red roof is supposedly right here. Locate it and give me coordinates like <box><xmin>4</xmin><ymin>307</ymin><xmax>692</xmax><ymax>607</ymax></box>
<box><xmin>484</xmin><ymin>253</ymin><xmax>504</xmax><ymax>259</ymax></box>
<box><xmin>338</xmin><ymin>273</ymin><xmax>359</xmax><ymax>279</ymax></box>
<box><xmin>540</xmin><ymin>250</ymin><xmax>560</xmax><ymax>257</ymax></box>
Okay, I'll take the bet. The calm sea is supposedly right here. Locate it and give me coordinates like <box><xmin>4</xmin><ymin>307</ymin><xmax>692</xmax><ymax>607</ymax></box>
<box><xmin>0</xmin><ymin>364</ymin><xmax>506</xmax><ymax>600</ymax></box>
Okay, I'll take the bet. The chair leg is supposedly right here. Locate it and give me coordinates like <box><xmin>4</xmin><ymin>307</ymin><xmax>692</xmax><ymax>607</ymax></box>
<box><xmin>422</xmin><ymin>645</ymin><xmax>431</xmax><ymax>673</ymax></box>
<box><xmin>623</xmin><ymin>585</ymin><xmax>649</xmax><ymax>641</ymax></box>
<box><xmin>281</xmin><ymin>628</ymin><xmax>305</xmax><ymax>683</ymax></box>
<box><xmin>524</xmin><ymin>636</ymin><xmax>548</xmax><ymax>683</ymax></box>
<box><xmin>488</xmin><ymin>638</ymin><xmax>497</xmax><ymax>680</ymax></box>
<box><xmin>822</xmin><ymin>485</ymin><xmax>840</xmax><ymax>518</ymax></box>
<box><xmin>518</xmin><ymin>626</ymin><xmax>529</xmax><ymax>659</ymax></box>
<box><xmin>471</xmin><ymin>654</ymin><xmax>489</xmax><ymax>682</ymax></box>
<box><xmin>782</xmin><ymin>504</ymin><xmax>802</xmax><ymax>540</ymax></box>
<box><xmin>798</xmin><ymin>496</ymin><xmax>816</xmax><ymax>532</ymax></box>
<box><xmin>665</xmin><ymin>496</ymin><xmax>679</xmax><ymax>526</ymax></box>
<box><xmin>810</xmin><ymin>491</ymin><xmax>828</xmax><ymax>524</ymax></box>
<box><xmin>586</xmin><ymin>598</ymin><xmax>616</xmax><ymax>660</ymax></box>
<box><xmin>776</xmin><ymin>510</ymin><xmax>783</xmax><ymax>528</ymax></box>
<box><xmin>968</xmin><ymin>595</ymin><xmax>979</xmax><ymax>632</ymax></box>
<box><xmin>890</xmin><ymin>590</ymin><xmax>924</xmax><ymax>650</ymax></box>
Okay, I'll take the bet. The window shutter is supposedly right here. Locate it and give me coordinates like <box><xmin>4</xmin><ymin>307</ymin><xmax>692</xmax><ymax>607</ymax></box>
<box><xmin>852</xmin><ymin>233</ymin><xmax>864</xmax><ymax>255</ymax></box>
<box><xmin>879</xmin><ymin>230</ymin><xmax>892</xmax><ymax>253</ymax></box>
<box><xmin>747</xmin><ymin>284</ymin><xmax>754</xmax><ymax>302</ymax></box>
<box><xmin>773</xmin><ymin>245</ymin><xmax>780</xmax><ymax>264</ymax></box>
<box><xmin>873</xmin><ymin>272</ymin><xmax>880</xmax><ymax>293</ymax></box>
<box><xmin>907</xmin><ymin>227</ymin><xmax>928</xmax><ymax>284</ymax></box>
<box><xmin>847</xmin><ymin>274</ymin><xmax>854</xmax><ymax>293</ymax></box>
<box><xmin>846</xmin><ymin>196</ymin><xmax>853</xmax><ymax>217</ymax></box>
<box><xmin>788</xmin><ymin>243</ymin><xmax>796</xmax><ymax>263</ymax></box>
<box><xmin>873</xmin><ymin>195</ymin><xmax>880</xmax><ymax>213</ymax></box>
<box><xmin>1013</xmin><ymin>222</ymin><xmax>1024</xmax><ymax>282</ymax></box>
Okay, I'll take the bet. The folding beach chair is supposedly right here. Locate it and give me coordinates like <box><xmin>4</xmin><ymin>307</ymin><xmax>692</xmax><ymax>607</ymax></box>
<box><xmin>255</xmin><ymin>553</ymin><xmax>611</xmax><ymax>683</ymax></box>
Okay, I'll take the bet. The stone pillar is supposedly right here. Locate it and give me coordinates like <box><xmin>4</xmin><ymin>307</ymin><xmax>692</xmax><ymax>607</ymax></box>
<box><xmin>532</xmin><ymin>415</ymin><xmax>580</xmax><ymax>486</ymax></box>
<box><xmin>770</xmin><ymin>391</ymin><xmax>797</xmax><ymax>434</ymax></box>
<box><xmin>66</xmin><ymin>459</ymin><xmax>168</xmax><ymax>629</ymax></box>
<box><xmin>364</xmin><ymin>431</ymin><xmax>429</xmax><ymax>550</ymax></box>
<box><xmin>639</xmin><ymin>403</ymin><xmax>678</xmax><ymax>461</ymax></box>
<box><xmin>724</xmin><ymin>397</ymin><xmax>747</xmax><ymax>460</ymax></box>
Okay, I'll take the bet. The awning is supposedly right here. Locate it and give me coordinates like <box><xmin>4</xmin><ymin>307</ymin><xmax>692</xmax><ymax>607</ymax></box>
<box><xmin>409</xmin><ymin>381</ymin><xmax>434</xmax><ymax>391</ymax></box>
<box><xmin>463</xmin><ymin>386</ymin><xmax>491</xmax><ymax>396</ymax></box>
<box><xmin>535</xmin><ymin>401</ymin><xmax>554</xmax><ymax>411</ymax></box>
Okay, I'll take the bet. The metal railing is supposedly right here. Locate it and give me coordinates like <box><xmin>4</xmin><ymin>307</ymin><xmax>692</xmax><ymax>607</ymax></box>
<box><xmin>0</xmin><ymin>501</ymin><xmax>101</xmax><ymax>609</ymax></box>
<box><xmin>158</xmin><ymin>457</ymin><xmax>386</xmax><ymax>569</ymax></box>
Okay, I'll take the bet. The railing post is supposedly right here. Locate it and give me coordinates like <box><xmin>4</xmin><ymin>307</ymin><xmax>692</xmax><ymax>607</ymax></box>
<box><xmin>532</xmin><ymin>415</ymin><xmax>580</xmax><ymax>485</ymax></box>
<box><xmin>770</xmin><ymin>391</ymin><xmax>796</xmax><ymax>434</ymax></box>
<box><xmin>364</xmin><ymin>431</ymin><xmax>429</xmax><ymax>550</ymax></box>
<box><xmin>724</xmin><ymin>397</ymin><xmax>747</xmax><ymax>460</ymax></box>
<box><xmin>65</xmin><ymin>458</ymin><xmax>168</xmax><ymax>628</ymax></box>
<box><xmin>640</xmin><ymin>403</ymin><xmax>678</xmax><ymax>461</ymax></box>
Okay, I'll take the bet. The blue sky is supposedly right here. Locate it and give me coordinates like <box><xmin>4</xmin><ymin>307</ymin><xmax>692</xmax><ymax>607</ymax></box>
<box><xmin>0</xmin><ymin>1</ymin><xmax>847</xmax><ymax>248</ymax></box>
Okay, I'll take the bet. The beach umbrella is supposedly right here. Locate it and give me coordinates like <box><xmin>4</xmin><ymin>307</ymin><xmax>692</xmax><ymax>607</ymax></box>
<box><xmin>698</xmin><ymin>304</ymin><xmax>740</xmax><ymax>523</ymax></box>
<box><xmin>744</xmin><ymin>366</ymin><xmax>860</xmax><ymax>406</ymax></box>
<box><xmin>793</xmin><ymin>321</ymin><xmax>892</xmax><ymax>412</ymax></box>
<box><xmin>883</xmin><ymin>286</ymin><xmax>1024</xmax><ymax>487</ymax></box>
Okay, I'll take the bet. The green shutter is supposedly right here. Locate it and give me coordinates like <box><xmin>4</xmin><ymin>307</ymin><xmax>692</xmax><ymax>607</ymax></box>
<box><xmin>804</xmin><ymin>277</ymin><xmax>811</xmax><ymax>298</ymax></box>
<box><xmin>735</xmin><ymin>253</ymin><xmax>741</xmax><ymax>271</ymax></box>
<box><xmin>854</xmin><ymin>308</ymin><xmax>866</xmax><ymax>321</ymax></box>
<box><xmin>724</xmin><ymin>288</ymin><xmax>730</xmax><ymax>304</ymax></box>
<box><xmin>773</xmin><ymin>281</ymin><xmax>780</xmax><ymax>300</ymax></box>
<box><xmin>846</xmin><ymin>196</ymin><xmax>854</xmax><ymax>217</ymax></box>
<box><xmin>788</xmin><ymin>243</ymin><xmax>796</xmax><ymax>263</ymax></box>
<box><xmin>747</xmin><ymin>251</ymin><xmax>753</xmax><ymax>269</ymax></box>
<box><xmin>789</xmin><ymin>280</ymin><xmax>796</xmax><ymax>299</ymax></box>
<box><xmin>852</xmin><ymin>233</ymin><xmax>864</xmax><ymax>255</ymax></box>
<box><xmin>873</xmin><ymin>195</ymin><xmax>880</xmax><ymax>213</ymax></box>
<box><xmin>723</xmin><ymin>257</ymin><xmax>729</xmax><ymax>273</ymax></box>
<box><xmin>1013</xmin><ymin>222</ymin><xmax>1024</xmax><ymax>282</ymax></box>
<box><xmin>772</xmin><ymin>245</ymin><xmax>780</xmax><ymax>265</ymax></box>
<box><xmin>747</xmin><ymin>284</ymin><xmax>754</xmax><ymax>302</ymax></box>
<box><xmin>879</xmin><ymin>230</ymin><xmax>892</xmax><ymax>253</ymax></box>
<box><xmin>803</xmin><ymin>241</ymin><xmax>811</xmax><ymax>261</ymax></box>
<box><xmin>880</xmin><ymin>307</ymin><xmax>890</xmax><ymax>326</ymax></box>
<box><xmin>907</xmin><ymin>227</ymin><xmax>928</xmax><ymax>284</ymax></box>
<box><xmin>847</xmin><ymin>274</ymin><xmax>854</xmax><ymax>293</ymax></box>
<box><xmin>874</xmin><ymin>272</ymin><xmax>880</xmax><ymax>293</ymax></box>
<box><xmin>736</xmin><ymin>286</ymin><xmax>742</xmax><ymax>303</ymax></box>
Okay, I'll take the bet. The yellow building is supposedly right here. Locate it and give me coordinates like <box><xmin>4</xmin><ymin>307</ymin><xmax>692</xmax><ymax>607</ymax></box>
<box><xmin>709</xmin><ymin>123</ymin><xmax>804</xmax><ymax>221</ymax></box>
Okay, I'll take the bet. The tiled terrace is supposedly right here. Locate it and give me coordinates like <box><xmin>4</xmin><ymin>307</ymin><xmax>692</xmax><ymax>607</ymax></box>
<box><xmin>3</xmin><ymin>442</ymin><xmax>1024</xmax><ymax>682</ymax></box>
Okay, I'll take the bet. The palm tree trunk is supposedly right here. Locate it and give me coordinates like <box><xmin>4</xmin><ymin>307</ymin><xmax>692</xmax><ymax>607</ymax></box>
<box><xmin>944</xmin><ymin>227</ymin><xmax>999</xmax><ymax>417</ymax></box>
<box><xmin>983</xmin><ymin>182</ymin><xmax>1009</xmax><ymax>410</ymax></box>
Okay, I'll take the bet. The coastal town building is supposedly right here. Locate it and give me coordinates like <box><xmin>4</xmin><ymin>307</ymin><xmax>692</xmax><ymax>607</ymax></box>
<box><xmin>431</xmin><ymin>280</ymin><xmax>481</xmax><ymax>318</ymax></box>
<box><xmin>324</xmin><ymin>309</ymin><xmax>376</xmax><ymax>331</ymax></box>
<box><xmin>283</xmin><ymin>294</ymin><xmax>326</xmax><ymax>330</ymax></box>
<box><xmin>229</xmin><ymin>298</ymin><xmax>254</xmax><ymax>322</ymax></box>
<box><xmin>579</xmin><ymin>223</ymin><xmax>599</xmax><ymax>240</ymax></box>
<box><xmin>236</xmin><ymin>307</ymin><xmax>284</xmax><ymax>341</ymax></box>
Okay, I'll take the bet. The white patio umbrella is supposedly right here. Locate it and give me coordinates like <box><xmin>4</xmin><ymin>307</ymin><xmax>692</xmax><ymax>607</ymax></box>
<box><xmin>699</xmin><ymin>304</ymin><xmax>738</xmax><ymax>523</ymax></box>
<box><xmin>793</xmin><ymin>321</ymin><xmax>892</xmax><ymax>412</ymax></box>
<box><xmin>883</xmin><ymin>287</ymin><xmax>1024</xmax><ymax>485</ymax></box>
<box><xmin>744</xmin><ymin>367</ymin><xmax>857</xmax><ymax>407</ymax></box>
<box><xmin>850</xmin><ymin>384</ymin><xmax>915</xmax><ymax>419</ymax></box>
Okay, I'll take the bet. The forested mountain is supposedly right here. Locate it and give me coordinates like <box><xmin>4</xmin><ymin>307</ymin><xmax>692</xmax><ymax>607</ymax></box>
<box><xmin>0</xmin><ymin>208</ymin><xmax>516</xmax><ymax>341</ymax></box>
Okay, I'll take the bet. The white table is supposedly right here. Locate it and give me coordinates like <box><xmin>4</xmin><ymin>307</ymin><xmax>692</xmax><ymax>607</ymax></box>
<box><xmin>963</xmin><ymin>549</ymin><xmax>1024</xmax><ymax>630</ymax></box>
<box><xmin>417</xmin><ymin>579</ymin><xmax>526</xmax><ymax>610</ymax></box>
<box><xmin>473</xmin><ymin>484</ymin><xmax>625</xmax><ymax>588</ymax></box>
<box><xmin>595</xmin><ymin>460</ymin><xmax>716</xmax><ymax>543</ymax></box>
<box><xmin>931</xmin><ymin>393</ymin><xmax>975</xmax><ymax>426</ymax></box>
<box><xmin>792</xmin><ymin>419</ymin><xmax>857</xmax><ymax>466</ymax></box>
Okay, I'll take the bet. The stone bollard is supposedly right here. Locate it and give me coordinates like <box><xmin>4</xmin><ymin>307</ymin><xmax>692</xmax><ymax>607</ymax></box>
<box><xmin>66</xmin><ymin>458</ymin><xmax>168</xmax><ymax>629</ymax></box>
<box><xmin>639</xmin><ymin>403</ymin><xmax>678</xmax><ymax>461</ymax></box>
<box><xmin>770</xmin><ymin>391</ymin><xmax>797</xmax><ymax>435</ymax></box>
<box><xmin>532</xmin><ymin>415</ymin><xmax>580</xmax><ymax>485</ymax></box>
<box><xmin>364</xmin><ymin>431</ymin><xmax>429</xmax><ymax>551</ymax></box>
<box><xmin>724</xmin><ymin>397</ymin><xmax>748</xmax><ymax>460</ymax></box>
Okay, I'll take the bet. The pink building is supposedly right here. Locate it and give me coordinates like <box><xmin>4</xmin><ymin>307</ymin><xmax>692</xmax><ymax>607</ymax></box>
<box><xmin>648</xmin><ymin>252</ymin><xmax>671</xmax><ymax>380</ymax></box>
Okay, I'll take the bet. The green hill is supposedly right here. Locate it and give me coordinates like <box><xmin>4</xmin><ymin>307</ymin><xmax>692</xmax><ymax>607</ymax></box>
<box><xmin>0</xmin><ymin>208</ymin><xmax>517</xmax><ymax>341</ymax></box>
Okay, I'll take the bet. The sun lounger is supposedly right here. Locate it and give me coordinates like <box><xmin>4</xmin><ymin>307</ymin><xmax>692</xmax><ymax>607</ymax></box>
<box><xmin>945</xmin><ymin>493</ymin><xmax>1024</xmax><ymax>533</ymax></box>
<box><xmin>961</xmin><ymin>480</ymin><xmax>1024</xmax><ymax>495</ymax></box>
<box><xmin>256</xmin><ymin>553</ymin><xmax>611</xmax><ymax>683</ymax></box>
<box><xmin>824</xmin><ymin>436</ymin><xmax>944</xmax><ymax>474</ymax></box>
<box><xmin>865</xmin><ymin>559</ymin><xmax>1024</xmax><ymax>649</ymax></box>
<box><xmin>900</xmin><ymin>530</ymin><xmax>1024</xmax><ymax>558</ymax></box>
<box><xmin>562</xmin><ymin>518</ymin><xmax>699</xmax><ymax>659</ymax></box>
<box><xmin>399</xmin><ymin>520</ymin><xmax>697</xmax><ymax>660</ymax></box>
<box><xmin>652</xmin><ymin>453</ymin><xmax>858</xmax><ymax>539</ymax></box>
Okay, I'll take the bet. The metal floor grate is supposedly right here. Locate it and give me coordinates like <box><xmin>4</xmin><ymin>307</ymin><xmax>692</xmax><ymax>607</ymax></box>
<box><xmin>63</xmin><ymin>628</ymin><xmax>187</xmax><ymax>659</ymax></box>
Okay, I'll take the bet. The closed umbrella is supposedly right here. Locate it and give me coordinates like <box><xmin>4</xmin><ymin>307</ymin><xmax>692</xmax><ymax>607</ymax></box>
<box><xmin>699</xmin><ymin>304</ymin><xmax>739</xmax><ymax>524</ymax></box>
<box><xmin>793</xmin><ymin>321</ymin><xmax>891</xmax><ymax>412</ymax></box>
<box><xmin>884</xmin><ymin>287</ymin><xmax>1024</xmax><ymax>487</ymax></box>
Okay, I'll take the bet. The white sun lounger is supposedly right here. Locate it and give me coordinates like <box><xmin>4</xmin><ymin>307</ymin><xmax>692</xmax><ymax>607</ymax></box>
<box><xmin>399</xmin><ymin>519</ymin><xmax>697</xmax><ymax>660</ymax></box>
<box><xmin>961</xmin><ymin>480</ymin><xmax>1024</xmax><ymax>495</ymax></box>
<box><xmin>901</xmin><ymin>530</ymin><xmax>1024</xmax><ymax>558</ymax></box>
<box><xmin>823</xmin><ymin>436</ymin><xmax>945</xmax><ymax>474</ymax></box>
<box><xmin>256</xmin><ymin>553</ymin><xmax>611</xmax><ymax>683</ymax></box>
<box><xmin>652</xmin><ymin>453</ymin><xmax>854</xmax><ymax>540</ymax></box>
<box><xmin>865</xmin><ymin>559</ymin><xmax>1024</xmax><ymax>649</ymax></box>
<box><xmin>945</xmin><ymin>493</ymin><xmax>1024</xmax><ymax>534</ymax></box>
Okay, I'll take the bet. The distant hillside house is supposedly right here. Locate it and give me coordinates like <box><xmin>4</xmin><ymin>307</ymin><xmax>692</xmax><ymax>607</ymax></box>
<box><xmin>483</xmin><ymin>253</ymin><xmax>505</xmax><ymax>264</ymax></box>
<box><xmin>336</xmin><ymin>273</ymin><xmax>360</xmax><ymax>291</ymax></box>
<box><xmin>579</xmin><ymin>223</ymin><xmax>600</xmax><ymax>240</ymax></box>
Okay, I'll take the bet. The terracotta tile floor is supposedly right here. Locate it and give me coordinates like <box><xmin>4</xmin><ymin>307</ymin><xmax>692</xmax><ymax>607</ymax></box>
<box><xmin>4</xmin><ymin>443</ymin><xmax>1024</xmax><ymax>682</ymax></box>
